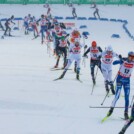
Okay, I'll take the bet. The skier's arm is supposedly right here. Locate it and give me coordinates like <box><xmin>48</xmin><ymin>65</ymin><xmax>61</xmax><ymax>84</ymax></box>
<box><xmin>91</xmin><ymin>4</ymin><xmax>96</xmax><ymax>8</ymax></box>
<box><xmin>113</xmin><ymin>60</ymin><xmax>123</xmax><ymax>65</ymax></box>
<box><xmin>11</xmin><ymin>19</ymin><xmax>15</xmax><ymax>25</ymax></box>
<box><xmin>83</xmin><ymin>47</ymin><xmax>90</xmax><ymax>56</ymax></box>
<box><xmin>60</xmin><ymin>23</ymin><xmax>66</xmax><ymax>29</ymax></box>
<box><xmin>98</xmin><ymin>46</ymin><xmax>103</xmax><ymax>52</ymax></box>
<box><xmin>36</xmin><ymin>18</ymin><xmax>41</xmax><ymax>23</ymax></box>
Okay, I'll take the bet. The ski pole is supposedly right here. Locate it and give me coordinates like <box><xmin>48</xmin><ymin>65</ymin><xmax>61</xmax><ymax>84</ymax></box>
<box><xmin>101</xmin><ymin>91</ymin><xmax>109</xmax><ymax>105</ymax></box>
<box><xmin>91</xmin><ymin>63</ymin><xmax>99</xmax><ymax>95</ymax></box>
<box><xmin>91</xmin><ymin>84</ymin><xmax>95</xmax><ymax>95</ymax></box>
<box><xmin>130</xmin><ymin>95</ymin><xmax>134</xmax><ymax>107</ymax></box>
<box><xmin>82</xmin><ymin>36</ymin><xmax>87</xmax><ymax>68</ymax></box>
<box><xmin>94</xmin><ymin>64</ymin><xmax>99</xmax><ymax>80</ymax></box>
<box><xmin>89</xmin><ymin>106</ymin><xmax>132</xmax><ymax>109</ymax></box>
<box><xmin>113</xmin><ymin>72</ymin><xmax>118</xmax><ymax>84</ymax></box>
<box><xmin>82</xmin><ymin>55</ymin><xmax>87</xmax><ymax>68</ymax></box>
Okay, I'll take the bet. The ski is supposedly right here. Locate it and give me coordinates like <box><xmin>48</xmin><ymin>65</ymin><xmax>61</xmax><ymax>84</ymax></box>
<box><xmin>101</xmin><ymin>116</ymin><xmax>128</xmax><ymax>123</ymax></box>
<box><xmin>53</xmin><ymin>77</ymin><xmax>83</xmax><ymax>82</ymax></box>
<box><xmin>53</xmin><ymin>77</ymin><xmax>63</xmax><ymax>81</ymax></box>
<box><xmin>91</xmin><ymin>84</ymin><xmax>95</xmax><ymax>95</ymax></box>
<box><xmin>32</xmin><ymin>35</ymin><xmax>39</xmax><ymax>40</ymax></box>
<box><xmin>119</xmin><ymin>117</ymin><xmax>130</xmax><ymax>120</ymax></box>
<box><xmin>76</xmin><ymin>78</ymin><xmax>83</xmax><ymax>83</ymax></box>
<box><xmin>50</xmin><ymin>68</ymin><xmax>72</xmax><ymax>71</ymax></box>
<box><xmin>101</xmin><ymin>115</ymin><xmax>109</xmax><ymax>123</ymax></box>
<box><xmin>3</xmin><ymin>35</ymin><xmax>21</xmax><ymax>37</ymax></box>
<box><xmin>89</xmin><ymin>106</ymin><xmax>131</xmax><ymax>108</ymax></box>
<box><xmin>120</xmin><ymin>117</ymin><xmax>127</xmax><ymax>120</ymax></box>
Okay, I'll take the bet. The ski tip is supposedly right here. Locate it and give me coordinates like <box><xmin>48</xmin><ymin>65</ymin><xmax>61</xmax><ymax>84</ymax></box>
<box><xmin>53</xmin><ymin>78</ymin><xmax>59</xmax><ymax>81</ymax></box>
<box><xmin>76</xmin><ymin>79</ymin><xmax>83</xmax><ymax>83</ymax></box>
<box><xmin>119</xmin><ymin>117</ymin><xmax>130</xmax><ymax>120</ymax></box>
<box><xmin>101</xmin><ymin>116</ymin><xmax>108</xmax><ymax>123</ymax></box>
<box><xmin>101</xmin><ymin>119</ymin><xmax>105</xmax><ymax>123</ymax></box>
<box><xmin>53</xmin><ymin>77</ymin><xmax>63</xmax><ymax>81</ymax></box>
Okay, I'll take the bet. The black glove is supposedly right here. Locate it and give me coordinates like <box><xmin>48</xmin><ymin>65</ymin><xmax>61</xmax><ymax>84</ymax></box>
<box><xmin>84</xmin><ymin>45</ymin><xmax>88</xmax><ymax>49</ymax></box>
<box><xmin>83</xmin><ymin>54</ymin><xmax>88</xmax><ymax>58</ymax></box>
<box><xmin>119</xmin><ymin>54</ymin><xmax>122</xmax><ymax>59</ymax></box>
<box><xmin>36</xmin><ymin>22</ymin><xmax>39</xmax><ymax>26</ymax></box>
<box><xmin>97</xmin><ymin>55</ymin><xmax>101</xmax><ymax>60</ymax></box>
<box><xmin>83</xmin><ymin>34</ymin><xmax>88</xmax><ymax>39</ymax></box>
<box><xmin>66</xmin><ymin>34</ymin><xmax>70</xmax><ymax>37</ymax></box>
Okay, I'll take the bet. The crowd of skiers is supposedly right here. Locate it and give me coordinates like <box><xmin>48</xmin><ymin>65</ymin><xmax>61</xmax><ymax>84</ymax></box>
<box><xmin>0</xmin><ymin>3</ymin><xmax>134</xmax><ymax>134</ymax></box>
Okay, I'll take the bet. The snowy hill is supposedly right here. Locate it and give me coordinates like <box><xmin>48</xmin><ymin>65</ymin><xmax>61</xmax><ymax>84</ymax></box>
<box><xmin>0</xmin><ymin>4</ymin><xmax>134</xmax><ymax>134</ymax></box>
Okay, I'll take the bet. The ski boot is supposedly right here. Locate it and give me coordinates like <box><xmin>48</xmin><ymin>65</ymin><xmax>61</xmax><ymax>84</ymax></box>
<box><xmin>92</xmin><ymin>77</ymin><xmax>96</xmax><ymax>85</ymax></box>
<box><xmin>124</xmin><ymin>112</ymin><xmax>129</xmax><ymax>120</ymax></box>
<box><xmin>105</xmin><ymin>80</ymin><xmax>109</xmax><ymax>93</ymax></box>
<box><xmin>118</xmin><ymin>131</ymin><xmax>125</xmax><ymax>134</ymax></box>
<box><xmin>76</xmin><ymin>68</ymin><xmax>80</xmax><ymax>80</ymax></box>
<box><xmin>74</xmin><ymin>61</ymin><xmax>77</xmax><ymax>73</ymax></box>
<box><xmin>41</xmin><ymin>40</ymin><xmax>44</xmax><ymax>44</ymax></box>
<box><xmin>107</xmin><ymin>107</ymin><xmax>114</xmax><ymax>117</ymax></box>
<box><xmin>109</xmin><ymin>81</ymin><xmax>115</xmax><ymax>95</ymax></box>
<box><xmin>9</xmin><ymin>34</ymin><xmax>12</xmax><ymax>36</ymax></box>
<box><xmin>54</xmin><ymin>64</ymin><xmax>58</xmax><ymax>68</ymax></box>
<box><xmin>76</xmin><ymin>74</ymin><xmax>79</xmax><ymax>80</ymax></box>
<box><xmin>59</xmin><ymin>70</ymin><xmax>67</xmax><ymax>79</ymax></box>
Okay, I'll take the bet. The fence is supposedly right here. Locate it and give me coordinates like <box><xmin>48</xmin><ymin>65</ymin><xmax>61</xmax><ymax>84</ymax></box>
<box><xmin>0</xmin><ymin>0</ymin><xmax>134</xmax><ymax>5</ymax></box>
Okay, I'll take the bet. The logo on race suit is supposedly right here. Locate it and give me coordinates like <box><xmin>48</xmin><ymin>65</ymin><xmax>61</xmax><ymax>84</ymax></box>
<box><xmin>64</xmin><ymin>23</ymin><xmax>75</xmax><ymax>28</ymax></box>
<box><xmin>91</xmin><ymin>49</ymin><xmax>99</xmax><ymax>53</ymax></box>
<box><xmin>124</xmin><ymin>62</ymin><xmax>134</xmax><ymax>68</ymax></box>
<box><xmin>105</xmin><ymin>54</ymin><xmax>112</xmax><ymax>58</ymax></box>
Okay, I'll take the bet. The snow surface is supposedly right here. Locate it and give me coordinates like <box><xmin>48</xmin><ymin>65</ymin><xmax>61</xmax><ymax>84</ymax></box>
<box><xmin>0</xmin><ymin>4</ymin><xmax>134</xmax><ymax>134</ymax></box>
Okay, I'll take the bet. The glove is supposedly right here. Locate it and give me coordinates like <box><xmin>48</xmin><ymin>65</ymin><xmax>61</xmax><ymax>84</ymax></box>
<box><xmin>83</xmin><ymin>54</ymin><xmax>88</xmax><ymax>58</ymax></box>
<box><xmin>119</xmin><ymin>54</ymin><xmax>122</xmax><ymax>59</ymax></box>
<box><xmin>36</xmin><ymin>22</ymin><xmax>39</xmax><ymax>26</ymax></box>
<box><xmin>84</xmin><ymin>45</ymin><xmax>88</xmax><ymax>49</ymax></box>
<box><xmin>83</xmin><ymin>34</ymin><xmax>88</xmax><ymax>39</ymax></box>
<box><xmin>61</xmin><ymin>36</ymin><xmax>65</xmax><ymax>40</ymax></box>
<box><xmin>97</xmin><ymin>55</ymin><xmax>101</xmax><ymax>60</ymax></box>
<box><xmin>66</xmin><ymin>33</ymin><xmax>70</xmax><ymax>37</ymax></box>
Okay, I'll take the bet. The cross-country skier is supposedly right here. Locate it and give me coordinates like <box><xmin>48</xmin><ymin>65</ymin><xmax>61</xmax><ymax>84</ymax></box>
<box><xmin>72</xmin><ymin>5</ymin><xmax>77</xmax><ymax>18</ymax></box>
<box><xmin>0</xmin><ymin>19</ymin><xmax>5</xmax><ymax>31</ymax></box>
<box><xmin>37</xmin><ymin>14</ymin><xmax>50</xmax><ymax>44</ymax></box>
<box><xmin>68</xmin><ymin>3</ymin><xmax>77</xmax><ymax>18</ymax></box>
<box><xmin>91</xmin><ymin>2</ymin><xmax>100</xmax><ymax>19</ymax></box>
<box><xmin>70</xmin><ymin>29</ymin><xmax>81</xmax><ymax>72</ymax></box>
<box><xmin>43</xmin><ymin>3</ymin><xmax>52</xmax><ymax>19</ymax></box>
<box><xmin>23</xmin><ymin>14</ymin><xmax>31</xmax><ymax>35</ymax></box>
<box><xmin>29</xmin><ymin>16</ymin><xmax>39</xmax><ymax>37</ymax></box>
<box><xmin>56</xmin><ymin>38</ymin><xmax>86</xmax><ymax>80</ymax></box>
<box><xmin>106</xmin><ymin>51</ymin><xmax>134</xmax><ymax>120</ymax></box>
<box><xmin>4</xmin><ymin>15</ymin><xmax>15</xmax><ymax>36</ymax></box>
<box><xmin>83</xmin><ymin>41</ymin><xmax>102</xmax><ymax>85</ymax></box>
<box><xmin>101</xmin><ymin>45</ymin><xmax>119</xmax><ymax>95</ymax></box>
<box><xmin>53</xmin><ymin>31</ymin><xmax>70</xmax><ymax>69</ymax></box>
<box><xmin>119</xmin><ymin>102</ymin><xmax>134</xmax><ymax>134</ymax></box>
<box><xmin>50</xmin><ymin>22</ymin><xmax>66</xmax><ymax>64</ymax></box>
